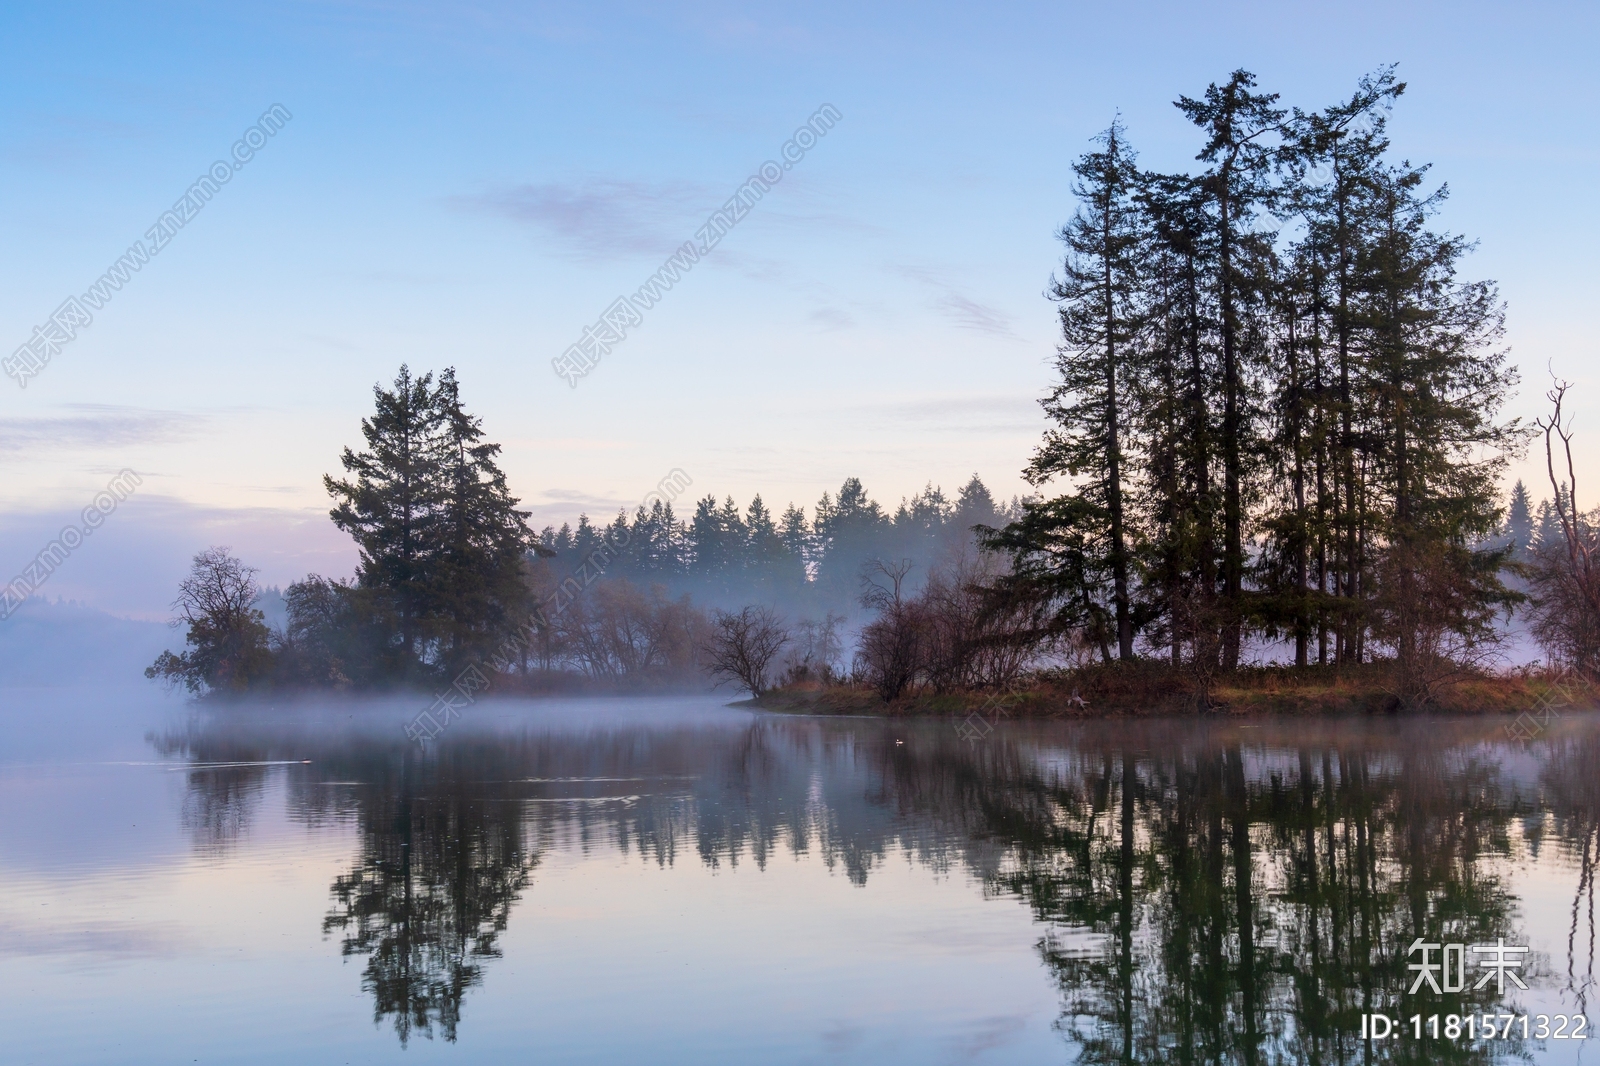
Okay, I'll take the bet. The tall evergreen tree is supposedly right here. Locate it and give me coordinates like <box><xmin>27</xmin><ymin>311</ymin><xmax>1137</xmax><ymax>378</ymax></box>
<box><xmin>430</xmin><ymin>369</ymin><xmax>535</xmax><ymax>671</ymax></box>
<box><xmin>1029</xmin><ymin>119</ymin><xmax>1143</xmax><ymax>660</ymax></box>
<box><xmin>686</xmin><ymin>495</ymin><xmax>742</xmax><ymax>595</ymax></box>
<box><xmin>1354</xmin><ymin>159</ymin><xmax>1517</xmax><ymax>690</ymax></box>
<box><xmin>1133</xmin><ymin>172</ymin><xmax>1221</xmax><ymax>668</ymax></box>
<box><xmin>778</xmin><ymin>503</ymin><xmax>813</xmax><ymax>588</ymax></box>
<box><xmin>1504</xmin><ymin>480</ymin><xmax>1533</xmax><ymax>560</ymax></box>
<box><xmin>986</xmin><ymin>65</ymin><xmax>1518</xmax><ymax>702</ymax></box>
<box><xmin>1254</xmin><ymin>245</ymin><xmax>1325</xmax><ymax>665</ymax></box>
<box><xmin>813</xmin><ymin>478</ymin><xmax>888</xmax><ymax>606</ymax></box>
<box><xmin>325</xmin><ymin>366</ymin><xmax>533</xmax><ymax>677</ymax></box>
<box><xmin>744</xmin><ymin>495</ymin><xmax>784</xmax><ymax>591</ymax></box>
<box><xmin>1287</xmin><ymin>66</ymin><xmax>1404</xmax><ymax>662</ymax></box>
<box><xmin>1534</xmin><ymin>498</ymin><xmax>1565</xmax><ymax>554</ymax></box>
<box><xmin>325</xmin><ymin>366</ymin><xmax>444</xmax><ymax>673</ymax></box>
<box><xmin>952</xmin><ymin>474</ymin><xmax>1001</xmax><ymax>535</ymax></box>
<box><xmin>1176</xmin><ymin>70</ymin><xmax>1286</xmax><ymax>668</ymax></box>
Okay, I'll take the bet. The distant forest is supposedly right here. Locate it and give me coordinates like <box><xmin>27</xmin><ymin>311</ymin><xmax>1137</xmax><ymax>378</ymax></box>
<box><xmin>528</xmin><ymin>474</ymin><xmax>1015</xmax><ymax>610</ymax></box>
<box><xmin>150</xmin><ymin>65</ymin><xmax>1600</xmax><ymax>705</ymax></box>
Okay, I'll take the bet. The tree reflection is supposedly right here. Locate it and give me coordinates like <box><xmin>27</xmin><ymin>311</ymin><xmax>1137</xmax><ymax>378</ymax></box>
<box><xmin>155</xmin><ymin>712</ymin><xmax>1591</xmax><ymax>1058</ymax></box>
<box><xmin>1543</xmin><ymin>727</ymin><xmax>1600</xmax><ymax>1017</ymax></box>
<box><xmin>320</xmin><ymin>749</ymin><xmax>537</xmax><ymax>1046</ymax></box>
<box><xmin>972</xmin><ymin>729</ymin><xmax>1527</xmax><ymax>1064</ymax></box>
<box><xmin>156</xmin><ymin>727</ymin><xmax>540</xmax><ymax>1046</ymax></box>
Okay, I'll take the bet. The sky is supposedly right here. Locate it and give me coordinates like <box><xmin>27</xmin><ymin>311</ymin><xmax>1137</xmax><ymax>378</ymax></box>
<box><xmin>1</xmin><ymin>0</ymin><xmax>1596</xmax><ymax>618</ymax></box>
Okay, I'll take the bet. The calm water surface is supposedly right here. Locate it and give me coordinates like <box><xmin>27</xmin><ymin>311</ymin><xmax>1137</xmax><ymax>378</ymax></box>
<box><xmin>4</xmin><ymin>691</ymin><xmax>1598</xmax><ymax>1064</ymax></box>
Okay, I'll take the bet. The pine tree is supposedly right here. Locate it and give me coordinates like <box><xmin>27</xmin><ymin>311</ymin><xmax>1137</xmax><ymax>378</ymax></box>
<box><xmin>687</xmin><ymin>495</ymin><xmax>728</xmax><ymax>590</ymax></box>
<box><xmin>324</xmin><ymin>366</ymin><xmax>534</xmax><ymax>678</ymax></box>
<box><xmin>1354</xmin><ymin>160</ymin><xmax>1517</xmax><ymax>692</ymax></box>
<box><xmin>778</xmin><ymin>504</ymin><xmax>813</xmax><ymax>589</ymax></box>
<box><xmin>1175</xmin><ymin>70</ymin><xmax>1286</xmax><ymax>668</ymax></box>
<box><xmin>626</xmin><ymin>499</ymin><xmax>684</xmax><ymax>580</ymax></box>
<box><xmin>982</xmin><ymin>496</ymin><xmax>1118</xmax><ymax>663</ymax></box>
<box><xmin>745</xmin><ymin>495</ymin><xmax>784</xmax><ymax>592</ymax></box>
<box><xmin>1029</xmin><ymin>119</ymin><xmax>1143</xmax><ymax>660</ymax></box>
<box><xmin>985</xmin><ymin>65</ymin><xmax>1519</xmax><ymax>699</ymax></box>
<box><xmin>571</xmin><ymin>514</ymin><xmax>599</xmax><ymax>563</ymax></box>
<box><xmin>1534</xmin><ymin>499</ymin><xmax>1564</xmax><ymax>554</ymax></box>
<box><xmin>718</xmin><ymin>496</ymin><xmax>748</xmax><ymax>570</ymax></box>
<box><xmin>1254</xmin><ymin>244</ymin><xmax>1323</xmax><ymax>665</ymax></box>
<box><xmin>429</xmin><ymin>369</ymin><xmax>534</xmax><ymax>671</ymax></box>
<box><xmin>813</xmin><ymin>478</ymin><xmax>887</xmax><ymax>606</ymax></box>
<box><xmin>1135</xmin><ymin>172</ymin><xmax>1222</xmax><ymax>669</ymax></box>
<box><xmin>1505</xmin><ymin>480</ymin><xmax>1533</xmax><ymax>559</ymax></box>
<box><xmin>325</xmin><ymin>365</ymin><xmax>444</xmax><ymax>672</ymax></box>
<box><xmin>952</xmin><ymin>474</ymin><xmax>999</xmax><ymax>534</ymax></box>
<box><xmin>1287</xmin><ymin>66</ymin><xmax>1404</xmax><ymax>662</ymax></box>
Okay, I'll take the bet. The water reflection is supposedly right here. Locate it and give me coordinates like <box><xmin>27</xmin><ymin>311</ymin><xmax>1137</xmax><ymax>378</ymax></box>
<box><xmin>154</xmin><ymin>710</ymin><xmax>1599</xmax><ymax>1060</ymax></box>
<box><xmin>1007</xmin><ymin>737</ymin><xmax>1524</xmax><ymax>1065</ymax></box>
<box><xmin>320</xmin><ymin>758</ymin><xmax>536</xmax><ymax>1045</ymax></box>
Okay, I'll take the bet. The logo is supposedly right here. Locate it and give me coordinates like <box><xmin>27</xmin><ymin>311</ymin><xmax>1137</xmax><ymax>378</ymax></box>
<box><xmin>1407</xmin><ymin>938</ymin><xmax>1529</xmax><ymax>995</ymax></box>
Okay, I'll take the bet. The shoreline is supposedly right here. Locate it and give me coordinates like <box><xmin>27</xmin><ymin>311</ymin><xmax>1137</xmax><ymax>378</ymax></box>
<box><xmin>753</xmin><ymin>666</ymin><xmax>1597</xmax><ymax>719</ymax></box>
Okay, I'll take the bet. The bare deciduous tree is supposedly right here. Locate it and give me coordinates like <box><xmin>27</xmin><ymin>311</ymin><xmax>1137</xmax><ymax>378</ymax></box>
<box><xmin>561</xmin><ymin>580</ymin><xmax>706</xmax><ymax>684</ymax></box>
<box><xmin>854</xmin><ymin>560</ymin><xmax>923</xmax><ymax>702</ymax></box>
<box><xmin>778</xmin><ymin>612</ymin><xmax>846</xmax><ymax>685</ymax></box>
<box><xmin>704</xmin><ymin>606</ymin><xmax>789</xmax><ymax>696</ymax></box>
<box><xmin>922</xmin><ymin>550</ymin><xmax>1036</xmax><ymax>692</ymax></box>
<box><xmin>1532</xmin><ymin>381</ymin><xmax>1600</xmax><ymax>678</ymax></box>
<box><xmin>146</xmin><ymin>546</ymin><xmax>274</xmax><ymax>693</ymax></box>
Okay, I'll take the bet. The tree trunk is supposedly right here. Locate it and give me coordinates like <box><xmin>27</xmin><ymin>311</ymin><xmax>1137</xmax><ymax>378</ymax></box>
<box><xmin>1103</xmin><ymin>195</ymin><xmax>1134</xmax><ymax>661</ymax></box>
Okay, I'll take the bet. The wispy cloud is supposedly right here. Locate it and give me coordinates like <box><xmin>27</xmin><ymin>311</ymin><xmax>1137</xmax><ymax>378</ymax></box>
<box><xmin>808</xmin><ymin>306</ymin><xmax>856</xmax><ymax>331</ymax></box>
<box><xmin>895</xmin><ymin>265</ymin><xmax>1022</xmax><ymax>340</ymax></box>
<box><xmin>933</xmin><ymin>290</ymin><xmax>1017</xmax><ymax>336</ymax></box>
<box><xmin>461</xmin><ymin>168</ymin><xmax>871</xmax><ymax>267</ymax></box>
<box><xmin>459</xmin><ymin>178</ymin><xmax>717</xmax><ymax>261</ymax></box>
<box><xmin>0</xmin><ymin>405</ymin><xmax>205</xmax><ymax>455</ymax></box>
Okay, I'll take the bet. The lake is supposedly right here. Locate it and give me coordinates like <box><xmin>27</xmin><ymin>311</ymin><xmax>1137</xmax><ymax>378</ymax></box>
<box><xmin>3</xmin><ymin>690</ymin><xmax>1597</xmax><ymax>1064</ymax></box>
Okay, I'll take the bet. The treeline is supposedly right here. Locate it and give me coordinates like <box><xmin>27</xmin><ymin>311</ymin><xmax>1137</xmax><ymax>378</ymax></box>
<box><xmin>147</xmin><ymin>365</ymin><xmax>1011</xmax><ymax>695</ymax></box>
<box><xmin>535</xmin><ymin>474</ymin><xmax>1012</xmax><ymax>610</ymax></box>
<box><xmin>980</xmin><ymin>66</ymin><xmax>1524</xmax><ymax>704</ymax></box>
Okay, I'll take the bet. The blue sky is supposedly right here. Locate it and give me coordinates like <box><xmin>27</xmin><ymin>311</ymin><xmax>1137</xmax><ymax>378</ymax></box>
<box><xmin>2</xmin><ymin>0</ymin><xmax>1596</xmax><ymax>615</ymax></box>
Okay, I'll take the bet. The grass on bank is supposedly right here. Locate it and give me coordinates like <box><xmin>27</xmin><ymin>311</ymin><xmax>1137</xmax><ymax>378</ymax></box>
<box><xmin>753</xmin><ymin>662</ymin><xmax>1596</xmax><ymax>718</ymax></box>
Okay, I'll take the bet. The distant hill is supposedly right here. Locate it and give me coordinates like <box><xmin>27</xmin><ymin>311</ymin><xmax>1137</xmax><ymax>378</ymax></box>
<box><xmin>0</xmin><ymin>599</ymin><xmax>179</xmax><ymax>686</ymax></box>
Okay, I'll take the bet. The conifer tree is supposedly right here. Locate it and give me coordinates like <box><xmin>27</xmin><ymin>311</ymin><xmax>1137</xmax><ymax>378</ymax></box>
<box><xmin>813</xmin><ymin>478</ymin><xmax>888</xmax><ymax>606</ymax></box>
<box><xmin>1504</xmin><ymin>481</ymin><xmax>1533</xmax><ymax>560</ymax></box>
<box><xmin>430</xmin><ymin>369</ymin><xmax>535</xmax><ymax>671</ymax></box>
<box><xmin>1029</xmin><ymin>119</ymin><xmax>1143</xmax><ymax>660</ymax></box>
<box><xmin>778</xmin><ymin>504</ymin><xmax>813</xmax><ymax>588</ymax></box>
<box><xmin>744</xmin><ymin>495</ymin><xmax>784</xmax><ymax>591</ymax></box>
<box><xmin>952</xmin><ymin>475</ymin><xmax>1000</xmax><ymax>534</ymax></box>
<box><xmin>325</xmin><ymin>365</ymin><xmax>445</xmax><ymax>672</ymax></box>
<box><xmin>1354</xmin><ymin>160</ymin><xmax>1517</xmax><ymax>691</ymax></box>
<box><xmin>1287</xmin><ymin>67</ymin><xmax>1404</xmax><ymax>662</ymax></box>
<box><xmin>324</xmin><ymin>366</ymin><xmax>535</xmax><ymax>677</ymax></box>
<box><xmin>1176</xmin><ymin>70</ymin><xmax>1286</xmax><ymax>668</ymax></box>
<box><xmin>983</xmin><ymin>65</ymin><xmax>1519</xmax><ymax>703</ymax></box>
<box><xmin>1133</xmin><ymin>172</ymin><xmax>1221</xmax><ymax>668</ymax></box>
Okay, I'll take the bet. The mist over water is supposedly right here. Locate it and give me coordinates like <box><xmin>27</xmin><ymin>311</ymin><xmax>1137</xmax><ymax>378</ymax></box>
<box><xmin>2</xmin><ymin>680</ymin><xmax>1597</xmax><ymax>1064</ymax></box>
